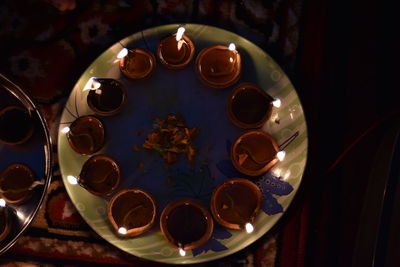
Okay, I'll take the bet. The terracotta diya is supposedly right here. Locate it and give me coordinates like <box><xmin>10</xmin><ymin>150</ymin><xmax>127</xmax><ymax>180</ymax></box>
<box><xmin>156</xmin><ymin>27</ymin><xmax>195</xmax><ymax>70</ymax></box>
<box><xmin>0</xmin><ymin>105</ymin><xmax>34</xmax><ymax>145</ymax></box>
<box><xmin>86</xmin><ymin>78</ymin><xmax>127</xmax><ymax>116</ymax></box>
<box><xmin>0</xmin><ymin>206</ymin><xmax>11</xmax><ymax>242</ymax></box>
<box><xmin>66</xmin><ymin>115</ymin><xmax>105</xmax><ymax>155</ymax></box>
<box><xmin>0</xmin><ymin>163</ymin><xmax>35</xmax><ymax>204</ymax></box>
<box><xmin>227</xmin><ymin>83</ymin><xmax>274</xmax><ymax>129</ymax></box>
<box><xmin>195</xmin><ymin>43</ymin><xmax>241</xmax><ymax>88</ymax></box>
<box><xmin>160</xmin><ymin>198</ymin><xmax>214</xmax><ymax>253</ymax></box>
<box><xmin>108</xmin><ymin>188</ymin><xmax>156</xmax><ymax>237</ymax></box>
<box><xmin>119</xmin><ymin>48</ymin><xmax>156</xmax><ymax>79</ymax></box>
<box><xmin>211</xmin><ymin>178</ymin><xmax>262</xmax><ymax>231</ymax></box>
<box><xmin>231</xmin><ymin>130</ymin><xmax>280</xmax><ymax>176</ymax></box>
<box><xmin>78</xmin><ymin>154</ymin><xmax>121</xmax><ymax>197</ymax></box>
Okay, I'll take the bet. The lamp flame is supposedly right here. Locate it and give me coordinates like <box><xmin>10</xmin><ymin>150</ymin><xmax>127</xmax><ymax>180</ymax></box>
<box><xmin>83</xmin><ymin>77</ymin><xmax>101</xmax><ymax>91</ymax></box>
<box><xmin>277</xmin><ymin>151</ymin><xmax>286</xmax><ymax>161</ymax></box>
<box><xmin>179</xmin><ymin>248</ymin><xmax>186</xmax><ymax>257</ymax></box>
<box><xmin>0</xmin><ymin>198</ymin><xmax>6</xmax><ymax>208</ymax></box>
<box><xmin>117</xmin><ymin>48</ymin><xmax>128</xmax><ymax>59</ymax></box>
<box><xmin>67</xmin><ymin>175</ymin><xmax>78</xmax><ymax>185</ymax></box>
<box><xmin>118</xmin><ymin>227</ymin><xmax>128</xmax><ymax>235</ymax></box>
<box><xmin>61</xmin><ymin>126</ymin><xmax>70</xmax><ymax>134</ymax></box>
<box><xmin>176</xmin><ymin>27</ymin><xmax>185</xmax><ymax>41</ymax></box>
<box><xmin>245</xmin><ymin>222</ymin><xmax>254</xmax><ymax>233</ymax></box>
<box><xmin>273</xmin><ymin>98</ymin><xmax>281</xmax><ymax>108</ymax></box>
<box><xmin>228</xmin><ymin>43</ymin><xmax>236</xmax><ymax>51</ymax></box>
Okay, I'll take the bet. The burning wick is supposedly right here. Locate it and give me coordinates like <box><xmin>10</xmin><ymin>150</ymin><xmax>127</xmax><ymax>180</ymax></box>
<box><xmin>118</xmin><ymin>227</ymin><xmax>128</xmax><ymax>235</ymax></box>
<box><xmin>179</xmin><ymin>248</ymin><xmax>186</xmax><ymax>257</ymax></box>
<box><xmin>61</xmin><ymin>126</ymin><xmax>70</xmax><ymax>134</ymax></box>
<box><xmin>176</xmin><ymin>26</ymin><xmax>185</xmax><ymax>41</ymax></box>
<box><xmin>277</xmin><ymin>151</ymin><xmax>286</xmax><ymax>161</ymax></box>
<box><xmin>228</xmin><ymin>43</ymin><xmax>236</xmax><ymax>52</ymax></box>
<box><xmin>0</xmin><ymin>198</ymin><xmax>6</xmax><ymax>208</ymax></box>
<box><xmin>245</xmin><ymin>222</ymin><xmax>254</xmax><ymax>233</ymax></box>
<box><xmin>117</xmin><ymin>48</ymin><xmax>128</xmax><ymax>59</ymax></box>
<box><xmin>67</xmin><ymin>175</ymin><xmax>78</xmax><ymax>185</ymax></box>
<box><xmin>83</xmin><ymin>77</ymin><xmax>101</xmax><ymax>91</ymax></box>
<box><xmin>272</xmin><ymin>98</ymin><xmax>281</xmax><ymax>108</ymax></box>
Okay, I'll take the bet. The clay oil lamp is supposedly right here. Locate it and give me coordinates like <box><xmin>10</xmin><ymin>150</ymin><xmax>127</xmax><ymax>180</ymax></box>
<box><xmin>160</xmin><ymin>198</ymin><xmax>214</xmax><ymax>256</ymax></box>
<box><xmin>77</xmin><ymin>154</ymin><xmax>121</xmax><ymax>197</ymax></box>
<box><xmin>227</xmin><ymin>83</ymin><xmax>281</xmax><ymax>129</ymax></box>
<box><xmin>0</xmin><ymin>163</ymin><xmax>35</xmax><ymax>204</ymax></box>
<box><xmin>65</xmin><ymin>115</ymin><xmax>105</xmax><ymax>155</ymax></box>
<box><xmin>156</xmin><ymin>26</ymin><xmax>195</xmax><ymax>70</ymax></box>
<box><xmin>108</xmin><ymin>188</ymin><xmax>156</xmax><ymax>237</ymax></box>
<box><xmin>195</xmin><ymin>43</ymin><xmax>241</xmax><ymax>89</ymax></box>
<box><xmin>0</xmin><ymin>106</ymin><xmax>34</xmax><ymax>145</ymax></box>
<box><xmin>211</xmin><ymin>178</ymin><xmax>262</xmax><ymax>232</ymax></box>
<box><xmin>231</xmin><ymin>130</ymin><xmax>284</xmax><ymax>176</ymax></box>
<box><xmin>0</xmin><ymin>201</ymin><xmax>11</xmax><ymax>242</ymax></box>
<box><xmin>119</xmin><ymin>47</ymin><xmax>156</xmax><ymax>80</ymax></box>
<box><xmin>85</xmin><ymin>78</ymin><xmax>127</xmax><ymax>116</ymax></box>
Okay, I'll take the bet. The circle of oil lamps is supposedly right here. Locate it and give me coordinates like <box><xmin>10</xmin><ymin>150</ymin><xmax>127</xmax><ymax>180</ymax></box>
<box><xmin>107</xmin><ymin>188</ymin><xmax>156</xmax><ymax>237</ymax></box>
<box><xmin>156</xmin><ymin>26</ymin><xmax>195</xmax><ymax>70</ymax></box>
<box><xmin>160</xmin><ymin>198</ymin><xmax>214</xmax><ymax>256</ymax></box>
<box><xmin>210</xmin><ymin>178</ymin><xmax>262</xmax><ymax>232</ymax></box>
<box><xmin>0</xmin><ymin>105</ymin><xmax>34</xmax><ymax>145</ymax></box>
<box><xmin>78</xmin><ymin>154</ymin><xmax>121</xmax><ymax>197</ymax></box>
<box><xmin>65</xmin><ymin>115</ymin><xmax>105</xmax><ymax>155</ymax></box>
<box><xmin>195</xmin><ymin>43</ymin><xmax>241</xmax><ymax>88</ymax></box>
<box><xmin>119</xmin><ymin>47</ymin><xmax>156</xmax><ymax>80</ymax></box>
<box><xmin>231</xmin><ymin>130</ymin><xmax>284</xmax><ymax>176</ymax></box>
<box><xmin>227</xmin><ymin>83</ymin><xmax>281</xmax><ymax>129</ymax></box>
<box><xmin>85</xmin><ymin>78</ymin><xmax>127</xmax><ymax>116</ymax></box>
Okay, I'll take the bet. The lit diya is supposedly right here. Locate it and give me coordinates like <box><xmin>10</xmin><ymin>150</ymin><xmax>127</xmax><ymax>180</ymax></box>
<box><xmin>78</xmin><ymin>154</ymin><xmax>121</xmax><ymax>197</ymax></box>
<box><xmin>160</xmin><ymin>198</ymin><xmax>214</xmax><ymax>254</ymax></box>
<box><xmin>231</xmin><ymin>130</ymin><xmax>280</xmax><ymax>176</ymax></box>
<box><xmin>195</xmin><ymin>43</ymin><xmax>241</xmax><ymax>88</ymax></box>
<box><xmin>211</xmin><ymin>178</ymin><xmax>262</xmax><ymax>231</ymax></box>
<box><xmin>66</xmin><ymin>115</ymin><xmax>105</xmax><ymax>155</ymax></box>
<box><xmin>0</xmin><ymin>163</ymin><xmax>35</xmax><ymax>204</ymax></box>
<box><xmin>0</xmin><ymin>106</ymin><xmax>34</xmax><ymax>145</ymax></box>
<box><xmin>108</xmin><ymin>188</ymin><xmax>156</xmax><ymax>237</ymax></box>
<box><xmin>227</xmin><ymin>83</ymin><xmax>275</xmax><ymax>129</ymax></box>
<box><xmin>157</xmin><ymin>26</ymin><xmax>195</xmax><ymax>70</ymax></box>
<box><xmin>86</xmin><ymin>78</ymin><xmax>127</xmax><ymax>116</ymax></box>
<box><xmin>0</xmin><ymin>205</ymin><xmax>11</xmax><ymax>242</ymax></box>
<box><xmin>119</xmin><ymin>48</ymin><xmax>156</xmax><ymax>79</ymax></box>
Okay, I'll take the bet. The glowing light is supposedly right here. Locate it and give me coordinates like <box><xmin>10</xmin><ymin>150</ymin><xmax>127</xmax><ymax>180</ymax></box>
<box><xmin>229</xmin><ymin>57</ymin><xmax>234</xmax><ymax>63</ymax></box>
<box><xmin>0</xmin><ymin>198</ymin><xmax>6</xmax><ymax>207</ymax></box>
<box><xmin>117</xmin><ymin>48</ymin><xmax>128</xmax><ymax>59</ymax></box>
<box><xmin>245</xmin><ymin>223</ymin><xmax>254</xmax><ymax>233</ymax></box>
<box><xmin>273</xmin><ymin>98</ymin><xmax>281</xmax><ymax>108</ymax></box>
<box><xmin>83</xmin><ymin>77</ymin><xmax>101</xmax><ymax>91</ymax></box>
<box><xmin>176</xmin><ymin>27</ymin><xmax>185</xmax><ymax>41</ymax></box>
<box><xmin>16</xmin><ymin>210</ymin><xmax>25</xmax><ymax>220</ymax></box>
<box><xmin>228</xmin><ymin>43</ymin><xmax>236</xmax><ymax>51</ymax></box>
<box><xmin>179</xmin><ymin>248</ymin><xmax>186</xmax><ymax>257</ymax></box>
<box><xmin>61</xmin><ymin>126</ymin><xmax>70</xmax><ymax>134</ymax></box>
<box><xmin>118</xmin><ymin>227</ymin><xmax>127</xmax><ymax>235</ymax></box>
<box><xmin>277</xmin><ymin>151</ymin><xmax>286</xmax><ymax>161</ymax></box>
<box><xmin>67</xmin><ymin>175</ymin><xmax>78</xmax><ymax>185</ymax></box>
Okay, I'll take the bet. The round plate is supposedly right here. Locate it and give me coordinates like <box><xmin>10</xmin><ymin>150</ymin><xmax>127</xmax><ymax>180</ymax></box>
<box><xmin>0</xmin><ymin>74</ymin><xmax>52</xmax><ymax>254</ymax></box>
<box><xmin>58</xmin><ymin>24</ymin><xmax>307</xmax><ymax>264</ymax></box>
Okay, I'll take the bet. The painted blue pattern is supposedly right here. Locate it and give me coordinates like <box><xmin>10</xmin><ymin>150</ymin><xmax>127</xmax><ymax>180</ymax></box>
<box><xmin>192</xmin><ymin>226</ymin><xmax>232</xmax><ymax>257</ymax></box>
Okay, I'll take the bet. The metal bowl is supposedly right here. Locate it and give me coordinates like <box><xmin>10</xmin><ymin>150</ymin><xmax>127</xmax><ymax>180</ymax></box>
<box><xmin>0</xmin><ymin>74</ymin><xmax>52</xmax><ymax>254</ymax></box>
